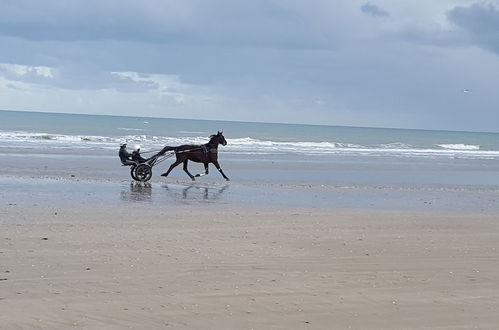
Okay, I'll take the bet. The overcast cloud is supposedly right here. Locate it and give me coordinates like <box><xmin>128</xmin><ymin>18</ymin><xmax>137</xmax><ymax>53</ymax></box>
<box><xmin>1</xmin><ymin>0</ymin><xmax>499</xmax><ymax>131</ymax></box>
<box><xmin>361</xmin><ymin>3</ymin><xmax>390</xmax><ymax>17</ymax></box>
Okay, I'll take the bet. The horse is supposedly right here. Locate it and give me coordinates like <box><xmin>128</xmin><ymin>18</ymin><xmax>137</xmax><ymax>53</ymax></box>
<box><xmin>160</xmin><ymin>131</ymin><xmax>230</xmax><ymax>181</ymax></box>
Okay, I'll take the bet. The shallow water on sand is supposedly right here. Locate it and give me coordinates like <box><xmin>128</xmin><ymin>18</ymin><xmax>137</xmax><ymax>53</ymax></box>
<box><xmin>2</xmin><ymin>177</ymin><xmax>499</xmax><ymax>220</ymax></box>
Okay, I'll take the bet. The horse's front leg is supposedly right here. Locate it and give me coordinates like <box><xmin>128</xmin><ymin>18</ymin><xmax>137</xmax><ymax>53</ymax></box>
<box><xmin>183</xmin><ymin>160</ymin><xmax>196</xmax><ymax>181</ymax></box>
<box><xmin>212</xmin><ymin>160</ymin><xmax>230</xmax><ymax>181</ymax></box>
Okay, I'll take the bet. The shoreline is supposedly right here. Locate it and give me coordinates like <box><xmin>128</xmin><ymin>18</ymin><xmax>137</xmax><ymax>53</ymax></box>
<box><xmin>3</xmin><ymin>146</ymin><xmax>499</xmax><ymax>187</ymax></box>
<box><xmin>2</xmin><ymin>175</ymin><xmax>499</xmax><ymax>216</ymax></box>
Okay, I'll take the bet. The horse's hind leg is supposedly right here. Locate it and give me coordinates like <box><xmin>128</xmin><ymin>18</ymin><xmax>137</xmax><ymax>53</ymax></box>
<box><xmin>161</xmin><ymin>159</ymin><xmax>183</xmax><ymax>177</ymax></box>
<box><xmin>195</xmin><ymin>163</ymin><xmax>209</xmax><ymax>178</ymax></box>
<box><xmin>183</xmin><ymin>160</ymin><xmax>196</xmax><ymax>181</ymax></box>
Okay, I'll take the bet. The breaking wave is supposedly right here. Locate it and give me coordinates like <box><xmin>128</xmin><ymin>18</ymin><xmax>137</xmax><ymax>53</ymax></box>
<box><xmin>0</xmin><ymin>130</ymin><xmax>498</xmax><ymax>160</ymax></box>
<box><xmin>437</xmin><ymin>144</ymin><xmax>480</xmax><ymax>150</ymax></box>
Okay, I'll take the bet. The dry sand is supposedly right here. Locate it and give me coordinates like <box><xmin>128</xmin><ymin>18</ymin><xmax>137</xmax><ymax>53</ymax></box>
<box><xmin>1</xmin><ymin>207</ymin><xmax>499</xmax><ymax>329</ymax></box>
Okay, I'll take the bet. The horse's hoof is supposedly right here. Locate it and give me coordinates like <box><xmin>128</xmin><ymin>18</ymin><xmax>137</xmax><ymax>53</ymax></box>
<box><xmin>160</xmin><ymin>173</ymin><xmax>168</xmax><ymax>177</ymax></box>
<box><xmin>225</xmin><ymin>178</ymin><xmax>230</xmax><ymax>181</ymax></box>
<box><xmin>191</xmin><ymin>178</ymin><xmax>196</xmax><ymax>181</ymax></box>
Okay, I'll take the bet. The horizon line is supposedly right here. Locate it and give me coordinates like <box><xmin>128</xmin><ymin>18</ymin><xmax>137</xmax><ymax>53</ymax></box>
<box><xmin>0</xmin><ymin>108</ymin><xmax>497</xmax><ymax>135</ymax></box>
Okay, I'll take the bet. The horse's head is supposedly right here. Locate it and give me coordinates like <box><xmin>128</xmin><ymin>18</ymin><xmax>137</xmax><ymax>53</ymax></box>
<box><xmin>210</xmin><ymin>131</ymin><xmax>227</xmax><ymax>146</ymax></box>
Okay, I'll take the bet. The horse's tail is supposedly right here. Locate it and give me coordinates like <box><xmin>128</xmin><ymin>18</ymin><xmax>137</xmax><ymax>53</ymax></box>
<box><xmin>158</xmin><ymin>146</ymin><xmax>176</xmax><ymax>155</ymax></box>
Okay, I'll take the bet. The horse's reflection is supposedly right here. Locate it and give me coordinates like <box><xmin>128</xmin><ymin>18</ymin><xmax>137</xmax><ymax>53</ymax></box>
<box><xmin>163</xmin><ymin>184</ymin><xmax>229</xmax><ymax>201</ymax></box>
<box><xmin>120</xmin><ymin>182</ymin><xmax>152</xmax><ymax>202</ymax></box>
<box><xmin>121</xmin><ymin>182</ymin><xmax>229</xmax><ymax>203</ymax></box>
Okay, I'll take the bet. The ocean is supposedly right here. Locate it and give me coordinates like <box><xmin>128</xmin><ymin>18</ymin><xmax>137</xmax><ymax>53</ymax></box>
<box><xmin>1</xmin><ymin>109</ymin><xmax>499</xmax><ymax>187</ymax></box>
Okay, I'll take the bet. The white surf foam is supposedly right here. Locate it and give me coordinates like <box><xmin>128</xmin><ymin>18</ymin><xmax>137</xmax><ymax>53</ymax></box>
<box><xmin>1</xmin><ymin>130</ymin><xmax>498</xmax><ymax>160</ymax></box>
<box><xmin>437</xmin><ymin>144</ymin><xmax>480</xmax><ymax>150</ymax></box>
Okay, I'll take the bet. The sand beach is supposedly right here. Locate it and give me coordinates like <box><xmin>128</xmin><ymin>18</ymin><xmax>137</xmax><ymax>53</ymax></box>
<box><xmin>1</xmin><ymin>174</ymin><xmax>499</xmax><ymax>329</ymax></box>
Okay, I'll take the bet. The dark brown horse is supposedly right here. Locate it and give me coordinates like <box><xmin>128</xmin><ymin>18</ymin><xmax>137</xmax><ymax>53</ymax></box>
<box><xmin>160</xmin><ymin>131</ymin><xmax>230</xmax><ymax>181</ymax></box>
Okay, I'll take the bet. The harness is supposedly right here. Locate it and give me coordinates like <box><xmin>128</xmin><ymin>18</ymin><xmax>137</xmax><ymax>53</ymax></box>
<box><xmin>176</xmin><ymin>144</ymin><xmax>217</xmax><ymax>154</ymax></box>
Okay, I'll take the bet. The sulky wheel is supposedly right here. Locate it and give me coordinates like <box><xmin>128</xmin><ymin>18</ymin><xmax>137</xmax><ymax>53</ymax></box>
<box><xmin>130</xmin><ymin>165</ymin><xmax>138</xmax><ymax>181</ymax></box>
<box><xmin>133</xmin><ymin>163</ymin><xmax>152</xmax><ymax>182</ymax></box>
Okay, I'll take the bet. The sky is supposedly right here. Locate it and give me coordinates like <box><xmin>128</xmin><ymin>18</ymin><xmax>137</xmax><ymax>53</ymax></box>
<box><xmin>1</xmin><ymin>0</ymin><xmax>499</xmax><ymax>132</ymax></box>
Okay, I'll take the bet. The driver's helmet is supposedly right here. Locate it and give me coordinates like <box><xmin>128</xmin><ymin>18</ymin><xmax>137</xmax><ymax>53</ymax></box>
<box><xmin>120</xmin><ymin>141</ymin><xmax>127</xmax><ymax>147</ymax></box>
<box><xmin>133</xmin><ymin>144</ymin><xmax>141</xmax><ymax>152</ymax></box>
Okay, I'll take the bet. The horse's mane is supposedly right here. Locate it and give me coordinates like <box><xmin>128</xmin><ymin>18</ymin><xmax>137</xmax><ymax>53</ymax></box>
<box><xmin>208</xmin><ymin>132</ymin><xmax>220</xmax><ymax>141</ymax></box>
<box><xmin>208</xmin><ymin>132</ymin><xmax>223</xmax><ymax>144</ymax></box>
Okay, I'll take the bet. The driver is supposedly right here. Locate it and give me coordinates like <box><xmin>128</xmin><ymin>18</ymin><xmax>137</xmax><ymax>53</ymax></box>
<box><xmin>132</xmin><ymin>144</ymin><xmax>147</xmax><ymax>163</ymax></box>
<box><xmin>119</xmin><ymin>142</ymin><xmax>133</xmax><ymax>163</ymax></box>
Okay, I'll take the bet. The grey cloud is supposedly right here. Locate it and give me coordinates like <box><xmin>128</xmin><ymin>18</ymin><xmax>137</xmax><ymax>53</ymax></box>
<box><xmin>361</xmin><ymin>3</ymin><xmax>390</xmax><ymax>17</ymax></box>
<box><xmin>447</xmin><ymin>2</ymin><xmax>499</xmax><ymax>54</ymax></box>
<box><xmin>0</xmin><ymin>0</ymin><xmax>340</xmax><ymax>50</ymax></box>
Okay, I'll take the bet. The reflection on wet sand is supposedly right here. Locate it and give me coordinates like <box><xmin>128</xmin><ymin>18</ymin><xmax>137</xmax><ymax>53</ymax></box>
<box><xmin>120</xmin><ymin>181</ymin><xmax>229</xmax><ymax>203</ymax></box>
<box><xmin>162</xmin><ymin>184</ymin><xmax>229</xmax><ymax>202</ymax></box>
<box><xmin>120</xmin><ymin>182</ymin><xmax>152</xmax><ymax>202</ymax></box>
